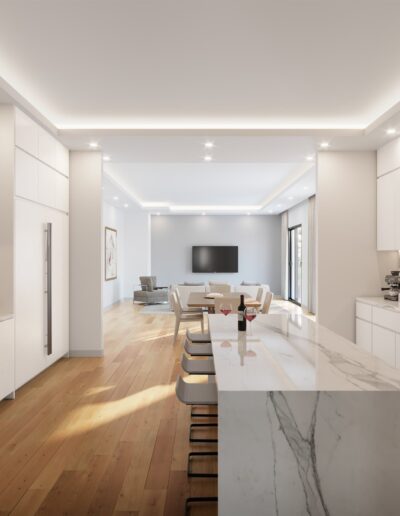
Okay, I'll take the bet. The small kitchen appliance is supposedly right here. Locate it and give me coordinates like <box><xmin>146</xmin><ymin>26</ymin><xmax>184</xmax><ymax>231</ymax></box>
<box><xmin>382</xmin><ymin>271</ymin><xmax>400</xmax><ymax>301</ymax></box>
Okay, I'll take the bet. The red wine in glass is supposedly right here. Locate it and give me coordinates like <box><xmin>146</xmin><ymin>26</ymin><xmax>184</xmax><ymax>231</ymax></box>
<box><xmin>244</xmin><ymin>307</ymin><xmax>257</xmax><ymax>334</ymax></box>
<box><xmin>221</xmin><ymin>309</ymin><xmax>232</xmax><ymax>316</ymax></box>
<box><xmin>220</xmin><ymin>303</ymin><xmax>233</xmax><ymax>316</ymax></box>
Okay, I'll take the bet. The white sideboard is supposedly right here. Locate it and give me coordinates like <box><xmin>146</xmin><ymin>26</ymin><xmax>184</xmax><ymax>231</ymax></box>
<box><xmin>355</xmin><ymin>297</ymin><xmax>400</xmax><ymax>369</ymax></box>
<box><xmin>377</xmin><ymin>137</ymin><xmax>400</xmax><ymax>250</ymax></box>
<box><xmin>0</xmin><ymin>316</ymin><xmax>15</xmax><ymax>400</ymax></box>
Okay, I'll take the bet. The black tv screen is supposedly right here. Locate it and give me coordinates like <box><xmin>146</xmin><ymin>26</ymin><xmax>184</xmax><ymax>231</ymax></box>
<box><xmin>192</xmin><ymin>246</ymin><xmax>238</xmax><ymax>273</ymax></box>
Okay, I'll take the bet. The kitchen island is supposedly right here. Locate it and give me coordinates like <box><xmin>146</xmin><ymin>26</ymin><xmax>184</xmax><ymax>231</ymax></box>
<box><xmin>208</xmin><ymin>313</ymin><xmax>400</xmax><ymax>516</ymax></box>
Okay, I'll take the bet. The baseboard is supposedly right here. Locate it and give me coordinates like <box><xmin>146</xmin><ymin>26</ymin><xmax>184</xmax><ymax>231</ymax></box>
<box><xmin>69</xmin><ymin>349</ymin><xmax>104</xmax><ymax>358</ymax></box>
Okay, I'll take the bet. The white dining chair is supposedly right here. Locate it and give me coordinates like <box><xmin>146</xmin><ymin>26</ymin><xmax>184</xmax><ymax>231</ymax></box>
<box><xmin>171</xmin><ymin>291</ymin><xmax>204</xmax><ymax>342</ymax></box>
<box><xmin>208</xmin><ymin>282</ymin><xmax>231</xmax><ymax>294</ymax></box>
<box><xmin>256</xmin><ymin>287</ymin><xmax>264</xmax><ymax>303</ymax></box>
<box><xmin>261</xmin><ymin>291</ymin><xmax>273</xmax><ymax>314</ymax></box>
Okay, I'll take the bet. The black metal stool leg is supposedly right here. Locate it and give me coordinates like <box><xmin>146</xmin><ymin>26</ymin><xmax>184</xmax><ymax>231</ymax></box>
<box><xmin>187</xmin><ymin>451</ymin><xmax>218</xmax><ymax>478</ymax></box>
<box><xmin>185</xmin><ymin>496</ymin><xmax>218</xmax><ymax>516</ymax></box>
<box><xmin>190</xmin><ymin>422</ymin><xmax>218</xmax><ymax>443</ymax></box>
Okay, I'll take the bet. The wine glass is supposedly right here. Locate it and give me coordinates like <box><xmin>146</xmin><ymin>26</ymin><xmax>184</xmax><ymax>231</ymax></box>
<box><xmin>245</xmin><ymin>306</ymin><xmax>257</xmax><ymax>335</ymax></box>
<box><xmin>220</xmin><ymin>302</ymin><xmax>233</xmax><ymax>316</ymax></box>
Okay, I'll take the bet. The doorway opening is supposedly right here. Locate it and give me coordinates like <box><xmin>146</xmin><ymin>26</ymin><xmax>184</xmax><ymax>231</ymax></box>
<box><xmin>288</xmin><ymin>224</ymin><xmax>302</xmax><ymax>306</ymax></box>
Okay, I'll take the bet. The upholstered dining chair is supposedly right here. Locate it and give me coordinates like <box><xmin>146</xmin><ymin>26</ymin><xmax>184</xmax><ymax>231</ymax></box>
<box><xmin>171</xmin><ymin>291</ymin><xmax>204</xmax><ymax>342</ymax></box>
<box><xmin>208</xmin><ymin>282</ymin><xmax>231</xmax><ymax>294</ymax></box>
<box><xmin>261</xmin><ymin>291</ymin><xmax>273</xmax><ymax>314</ymax></box>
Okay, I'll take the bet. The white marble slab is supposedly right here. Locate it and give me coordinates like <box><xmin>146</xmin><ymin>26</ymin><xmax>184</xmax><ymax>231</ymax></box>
<box><xmin>208</xmin><ymin>313</ymin><xmax>400</xmax><ymax>392</ymax></box>
<box><xmin>209</xmin><ymin>314</ymin><xmax>400</xmax><ymax>516</ymax></box>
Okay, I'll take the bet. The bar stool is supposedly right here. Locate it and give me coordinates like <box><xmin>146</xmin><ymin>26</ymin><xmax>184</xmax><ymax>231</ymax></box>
<box><xmin>186</xmin><ymin>328</ymin><xmax>211</xmax><ymax>343</ymax></box>
<box><xmin>175</xmin><ymin>375</ymin><xmax>218</xmax><ymax>514</ymax></box>
<box><xmin>181</xmin><ymin>354</ymin><xmax>215</xmax><ymax>375</ymax></box>
<box><xmin>184</xmin><ymin>338</ymin><xmax>213</xmax><ymax>357</ymax></box>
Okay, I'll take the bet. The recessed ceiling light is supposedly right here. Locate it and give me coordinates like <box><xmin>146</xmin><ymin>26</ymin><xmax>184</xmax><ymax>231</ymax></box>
<box><xmin>288</xmin><ymin>196</ymin><xmax>294</xmax><ymax>200</ymax></box>
<box><xmin>246</xmin><ymin>212</ymin><xmax>251</xmax><ymax>216</ymax></box>
<box><xmin>204</xmin><ymin>141</ymin><xmax>214</xmax><ymax>149</ymax></box>
<box><xmin>304</xmin><ymin>186</ymin><xmax>309</xmax><ymax>190</ymax></box>
<box><xmin>103</xmin><ymin>155</ymin><xmax>110</xmax><ymax>161</ymax></box>
<box><xmin>204</xmin><ymin>155</ymin><xmax>213</xmax><ymax>162</ymax></box>
<box><xmin>306</xmin><ymin>155</ymin><xmax>314</xmax><ymax>161</ymax></box>
<box><xmin>386</xmin><ymin>128</ymin><xmax>397</xmax><ymax>135</ymax></box>
<box><xmin>113</xmin><ymin>196</ymin><xmax>119</xmax><ymax>201</ymax></box>
<box><xmin>320</xmin><ymin>141</ymin><xmax>330</xmax><ymax>148</ymax></box>
<box><xmin>123</xmin><ymin>203</ymin><xmax>129</xmax><ymax>208</ymax></box>
<box><xmin>89</xmin><ymin>142</ymin><xmax>98</xmax><ymax>148</ymax></box>
<box><xmin>202</xmin><ymin>212</ymin><xmax>206</xmax><ymax>216</ymax></box>
<box><xmin>156</xmin><ymin>212</ymin><xmax>161</xmax><ymax>216</ymax></box>
<box><xmin>277</xmin><ymin>203</ymin><xmax>282</xmax><ymax>207</ymax></box>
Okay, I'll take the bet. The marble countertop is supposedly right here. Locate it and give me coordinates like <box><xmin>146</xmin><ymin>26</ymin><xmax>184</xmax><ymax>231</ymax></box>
<box><xmin>208</xmin><ymin>313</ymin><xmax>400</xmax><ymax>393</ymax></box>
<box><xmin>0</xmin><ymin>314</ymin><xmax>14</xmax><ymax>323</ymax></box>
<box><xmin>356</xmin><ymin>296</ymin><xmax>400</xmax><ymax>313</ymax></box>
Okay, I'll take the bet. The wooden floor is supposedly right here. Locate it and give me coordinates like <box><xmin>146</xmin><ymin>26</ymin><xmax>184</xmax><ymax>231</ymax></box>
<box><xmin>0</xmin><ymin>302</ymin><xmax>217</xmax><ymax>516</ymax></box>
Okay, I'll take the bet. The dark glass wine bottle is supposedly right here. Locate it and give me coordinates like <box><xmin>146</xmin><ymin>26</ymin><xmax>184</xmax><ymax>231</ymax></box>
<box><xmin>238</xmin><ymin>294</ymin><xmax>247</xmax><ymax>332</ymax></box>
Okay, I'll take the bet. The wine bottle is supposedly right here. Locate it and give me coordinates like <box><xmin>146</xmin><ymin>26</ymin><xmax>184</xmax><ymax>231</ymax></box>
<box><xmin>238</xmin><ymin>294</ymin><xmax>247</xmax><ymax>332</ymax></box>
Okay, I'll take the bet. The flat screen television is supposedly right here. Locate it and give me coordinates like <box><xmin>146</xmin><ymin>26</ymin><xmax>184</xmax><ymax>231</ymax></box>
<box><xmin>192</xmin><ymin>246</ymin><xmax>238</xmax><ymax>273</ymax></box>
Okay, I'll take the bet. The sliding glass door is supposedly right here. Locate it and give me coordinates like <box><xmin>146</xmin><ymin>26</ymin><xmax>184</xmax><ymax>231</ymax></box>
<box><xmin>288</xmin><ymin>225</ymin><xmax>302</xmax><ymax>305</ymax></box>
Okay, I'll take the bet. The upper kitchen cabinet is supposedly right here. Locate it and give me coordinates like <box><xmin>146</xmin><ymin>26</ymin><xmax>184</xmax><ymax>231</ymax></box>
<box><xmin>15</xmin><ymin>108</ymin><xmax>69</xmax><ymax>177</ymax></box>
<box><xmin>377</xmin><ymin>137</ymin><xmax>400</xmax><ymax>250</ymax></box>
<box><xmin>377</xmin><ymin>137</ymin><xmax>400</xmax><ymax>177</ymax></box>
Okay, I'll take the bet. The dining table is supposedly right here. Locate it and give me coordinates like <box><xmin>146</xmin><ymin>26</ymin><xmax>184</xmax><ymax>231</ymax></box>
<box><xmin>186</xmin><ymin>291</ymin><xmax>261</xmax><ymax>312</ymax></box>
<box><xmin>208</xmin><ymin>312</ymin><xmax>400</xmax><ymax>516</ymax></box>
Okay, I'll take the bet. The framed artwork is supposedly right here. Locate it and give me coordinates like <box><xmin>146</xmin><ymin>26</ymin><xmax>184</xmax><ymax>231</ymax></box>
<box><xmin>105</xmin><ymin>227</ymin><xmax>117</xmax><ymax>281</ymax></box>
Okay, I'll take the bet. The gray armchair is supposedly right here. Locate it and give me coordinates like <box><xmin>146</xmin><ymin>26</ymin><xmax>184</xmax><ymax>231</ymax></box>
<box><xmin>133</xmin><ymin>276</ymin><xmax>169</xmax><ymax>304</ymax></box>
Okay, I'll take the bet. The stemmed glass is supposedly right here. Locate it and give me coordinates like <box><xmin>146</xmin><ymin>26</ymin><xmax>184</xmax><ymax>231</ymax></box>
<box><xmin>245</xmin><ymin>306</ymin><xmax>257</xmax><ymax>335</ymax></box>
<box><xmin>220</xmin><ymin>302</ymin><xmax>233</xmax><ymax>316</ymax></box>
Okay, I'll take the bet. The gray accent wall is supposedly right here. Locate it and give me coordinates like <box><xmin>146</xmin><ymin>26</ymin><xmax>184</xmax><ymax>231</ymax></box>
<box><xmin>151</xmin><ymin>215</ymin><xmax>281</xmax><ymax>293</ymax></box>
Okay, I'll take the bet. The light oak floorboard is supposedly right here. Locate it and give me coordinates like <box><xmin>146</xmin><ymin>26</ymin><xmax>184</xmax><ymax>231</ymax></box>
<box><xmin>0</xmin><ymin>301</ymin><xmax>216</xmax><ymax>515</ymax></box>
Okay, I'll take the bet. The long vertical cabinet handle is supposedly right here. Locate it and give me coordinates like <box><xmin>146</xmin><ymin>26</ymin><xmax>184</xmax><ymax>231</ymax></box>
<box><xmin>46</xmin><ymin>222</ymin><xmax>53</xmax><ymax>355</ymax></box>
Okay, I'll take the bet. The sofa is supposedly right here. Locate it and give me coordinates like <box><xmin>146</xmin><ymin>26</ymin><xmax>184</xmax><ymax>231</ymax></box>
<box><xmin>133</xmin><ymin>276</ymin><xmax>169</xmax><ymax>304</ymax></box>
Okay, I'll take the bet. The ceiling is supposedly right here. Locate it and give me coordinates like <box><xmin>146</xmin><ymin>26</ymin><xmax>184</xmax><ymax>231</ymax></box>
<box><xmin>1</xmin><ymin>0</ymin><xmax>400</xmax><ymax>131</ymax></box>
<box><xmin>1</xmin><ymin>1</ymin><xmax>399</xmax><ymax>215</ymax></box>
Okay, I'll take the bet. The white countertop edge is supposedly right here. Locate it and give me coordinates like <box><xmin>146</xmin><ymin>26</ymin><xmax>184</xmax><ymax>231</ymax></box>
<box><xmin>356</xmin><ymin>296</ymin><xmax>400</xmax><ymax>312</ymax></box>
<box><xmin>0</xmin><ymin>314</ymin><xmax>14</xmax><ymax>323</ymax></box>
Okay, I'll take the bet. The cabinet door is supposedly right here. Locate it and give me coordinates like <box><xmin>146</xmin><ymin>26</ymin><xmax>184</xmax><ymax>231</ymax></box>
<box><xmin>356</xmin><ymin>318</ymin><xmax>372</xmax><ymax>353</ymax></box>
<box><xmin>15</xmin><ymin>199</ymin><xmax>69</xmax><ymax>389</ymax></box>
<box><xmin>15</xmin><ymin>108</ymin><xmax>38</xmax><ymax>157</ymax></box>
<box><xmin>377</xmin><ymin>172</ymin><xmax>396</xmax><ymax>250</ymax></box>
<box><xmin>372</xmin><ymin>325</ymin><xmax>396</xmax><ymax>367</ymax></box>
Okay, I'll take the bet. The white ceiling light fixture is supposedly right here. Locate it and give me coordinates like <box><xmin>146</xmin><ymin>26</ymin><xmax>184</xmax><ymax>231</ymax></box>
<box><xmin>204</xmin><ymin>141</ymin><xmax>215</xmax><ymax>149</ymax></box>
<box><xmin>386</xmin><ymin>128</ymin><xmax>397</xmax><ymax>135</ymax></box>
<box><xmin>113</xmin><ymin>196</ymin><xmax>119</xmax><ymax>200</ymax></box>
<box><xmin>156</xmin><ymin>212</ymin><xmax>161</xmax><ymax>216</ymax></box>
<box><xmin>103</xmin><ymin>155</ymin><xmax>110</xmax><ymax>161</ymax></box>
<box><xmin>204</xmin><ymin>155</ymin><xmax>213</xmax><ymax>162</ymax></box>
<box><xmin>320</xmin><ymin>141</ymin><xmax>330</xmax><ymax>148</ymax></box>
<box><xmin>306</xmin><ymin>155</ymin><xmax>314</xmax><ymax>161</ymax></box>
<box><xmin>304</xmin><ymin>186</ymin><xmax>309</xmax><ymax>190</ymax></box>
<box><xmin>89</xmin><ymin>141</ymin><xmax>99</xmax><ymax>148</ymax></box>
<box><xmin>201</xmin><ymin>212</ymin><xmax>206</xmax><ymax>216</ymax></box>
<box><xmin>288</xmin><ymin>196</ymin><xmax>294</xmax><ymax>200</ymax></box>
<box><xmin>123</xmin><ymin>203</ymin><xmax>129</xmax><ymax>208</ymax></box>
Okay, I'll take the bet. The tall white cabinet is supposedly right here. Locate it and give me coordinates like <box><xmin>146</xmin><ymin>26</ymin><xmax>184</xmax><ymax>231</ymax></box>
<box><xmin>14</xmin><ymin>109</ymin><xmax>69</xmax><ymax>389</ymax></box>
<box><xmin>377</xmin><ymin>137</ymin><xmax>400</xmax><ymax>250</ymax></box>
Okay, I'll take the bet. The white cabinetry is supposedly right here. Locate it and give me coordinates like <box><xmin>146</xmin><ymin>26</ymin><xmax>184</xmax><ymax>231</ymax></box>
<box><xmin>377</xmin><ymin>137</ymin><xmax>400</xmax><ymax>250</ymax></box>
<box><xmin>0</xmin><ymin>318</ymin><xmax>14</xmax><ymax>400</ymax></box>
<box><xmin>356</xmin><ymin>298</ymin><xmax>400</xmax><ymax>368</ymax></box>
<box><xmin>13</xmin><ymin>108</ymin><xmax>69</xmax><ymax>390</ymax></box>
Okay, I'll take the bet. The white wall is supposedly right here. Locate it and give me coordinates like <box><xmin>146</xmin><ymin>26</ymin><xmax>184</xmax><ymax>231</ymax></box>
<box><xmin>151</xmin><ymin>215</ymin><xmax>281</xmax><ymax>293</ymax></box>
<box><xmin>103</xmin><ymin>202</ymin><xmax>125</xmax><ymax>308</ymax></box>
<box><xmin>317</xmin><ymin>151</ymin><xmax>398</xmax><ymax>342</ymax></box>
<box><xmin>123</xmin><ymin>208</ymin><xmax>151</xmax><ymax>298</ymax></box>
<box><xmin>288</xmin><ymin>199</ymin><xmax>309</xmax><ymax>307</ymax></box>
<box><xmin>69</xmin><ymin>151</ymin><xmax>103</xmax><ymax>356</ymax></box>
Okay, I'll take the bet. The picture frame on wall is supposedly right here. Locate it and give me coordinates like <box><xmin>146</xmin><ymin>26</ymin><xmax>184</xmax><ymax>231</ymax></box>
<box><xmin>105</xmin><ymin>226</ymin><xmax>117</xmax><ymax>281</ymax></box>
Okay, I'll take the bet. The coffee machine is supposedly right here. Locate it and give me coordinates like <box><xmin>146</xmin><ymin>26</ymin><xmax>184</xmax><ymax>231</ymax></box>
<box><xmin>382</xmin><ymin>271</ymin><xmax>400</xmax><ymax>301</ymax></box>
